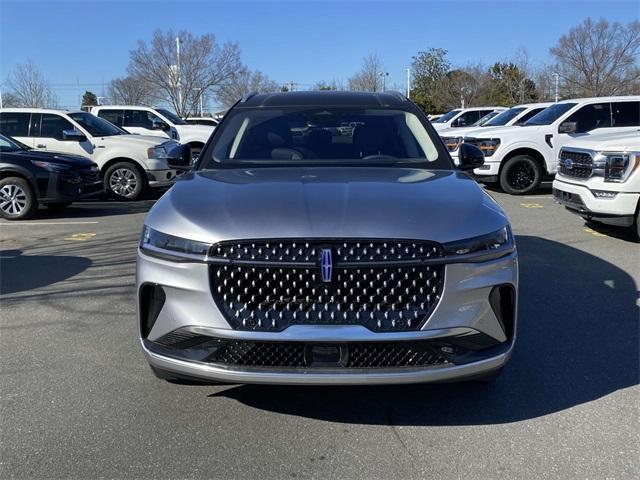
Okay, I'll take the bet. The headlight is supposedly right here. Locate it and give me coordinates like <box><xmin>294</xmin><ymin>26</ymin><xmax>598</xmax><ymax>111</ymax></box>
<box><xmin>465</xmin><ymin>138</ymin><xmax>500</xmax><ymax>157</ymax></box>
<box><xmin>140</xmin><ymin>225</ymin><xmax>211</xmax><ymax>262</ymax></box>
<box><xmin>443</xmin><ymin>226</ymin><xmax>515</xmax><ymax>262</ymax></box>
<box><xmin>601</xmin><ymin>152</ymin><xmax>637</xmax><ymax>183</ymax></box>
<box><xmin>441</xmin><ymin>136</ymin><xmax>462</xmax><ymax>152</ymax></box>
<box><xmin>30</xmin><ymin>160</ymin><xmax>72</xmax><ymax>172</ymax></box>
<box><xmin>147</xmin><ymin>141</ymin><xmax>179</xmax><ymax>160</ymax></box>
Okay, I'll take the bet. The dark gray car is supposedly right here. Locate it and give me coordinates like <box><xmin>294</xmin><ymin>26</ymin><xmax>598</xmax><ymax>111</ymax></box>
<box><xmin>137</xmin><ymin>91</ymin><xmax>518</xmax><ymax>385</ymax></box>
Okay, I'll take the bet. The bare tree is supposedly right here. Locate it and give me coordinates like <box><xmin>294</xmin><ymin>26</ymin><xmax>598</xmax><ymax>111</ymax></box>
<box><xmin>107</xmin><ymin>75</ymin><xmax>154</xmax><ymax>105</ymax></box>
<box><xmin>5</xmin><ymin>60</ymin><xmax>58</xmax><ymax>107</ymax></box>
<box><xmin>348</xmin><ymin>54</ymin><xmax>385</xmax><ymax>92</ymax></box>
<box><xmin>550</xmin><ymin>18</ymin><xmax>640</xmax><ymax>96</ymax></box>
<box><xmin>0</xmin><ymin>91</ymin><xmax>20</xmax><ymax>108</ymax></box>
<box><xmin>217</xmin><ymin>69</ymin><xmax>280</xmax><ymax>108</ymax></box>
<box><xmin>311</xmin><ymin>79</ymin><xmax>344</xmax><ymax>91</ymax></box>
<box><xmin>127</xmin><ymin>30</ymin><xmax>242</xmax><ymax>116</ymax></box>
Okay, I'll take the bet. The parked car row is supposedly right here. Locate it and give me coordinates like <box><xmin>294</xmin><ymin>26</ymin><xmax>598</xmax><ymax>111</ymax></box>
<box><xmin>436</xmin><ymin>96</ymin><xmax>640</xmax><ymax>195</ymax></box>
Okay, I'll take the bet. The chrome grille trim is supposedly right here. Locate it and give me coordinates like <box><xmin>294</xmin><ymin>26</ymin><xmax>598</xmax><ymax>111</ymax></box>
<box><xmin>558</xmin><ymin>148</ymin><xmax>594</xmax><ymax>179</ymax></box>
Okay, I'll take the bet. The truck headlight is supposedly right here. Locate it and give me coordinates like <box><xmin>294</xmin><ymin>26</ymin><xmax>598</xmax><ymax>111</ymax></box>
<box><xmin>140</xmin><ymin>225</ymin><xmax>211</xmax><ymax>262</ymax></box>
<box><xmin>465</xmin><ymin>138</ymin><xmax>500</xmax><ymax>157</ymax></box>
<box><xmin>602</xmin><ymin>152</ymin><xmax>636</xmax><ymax>183</ymax></box>
<box><xmin>31</xmin><ymin>160</ymin><xmax>72</xmax><ymax>172</ymax></box>
<box><xmin>147</xmin><ymin>141</ymin><xmax>179</xmax><ymax>160</ymax></box>
<box><xmin>443</xmin><ymin>226</ymin><xmax>515</xmax><ymax>262</ymax></box>
<box><xmin>441</xmin><ymin>136</ymin><xmax>462</xmax><ymax>152</ymax></box>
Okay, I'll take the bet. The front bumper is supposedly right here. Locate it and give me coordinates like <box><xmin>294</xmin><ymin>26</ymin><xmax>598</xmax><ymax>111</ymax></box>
<box><xmin>553</xmin><ymin>178</ymin><xmax>639</xmax><ymax>227</ymax></box>
<box><xmin>472</xmin><ymin>159</ymin><xmax>501</xmax><ymax>182</ymax></box>
<box><xmin>146</xmin><ymin>169</ymin><xmax>182</xmax><ymax>188</ymax></box>
<box><xmin>137</xmin><ymin>250</ymin><xmax>518</xmax><ymax>384</ymax></box>
<box><xmin>39</xmin><ymin>170</ymin><xmax>103</xmax><ymax>203</ymax></box>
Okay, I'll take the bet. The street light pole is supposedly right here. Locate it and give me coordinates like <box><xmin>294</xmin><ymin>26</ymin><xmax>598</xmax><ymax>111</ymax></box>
<box><xmin>176</xmin><ymin>36</ymin><xmax>182</xmax><ymax>114</ymax></box>
<box><xmin>553</xmin><ymin>73</ymin><xmax>559</xmax><ymax>102</ymax></box>
<box><xmin>379</xmin><ymin>72</ymin><xmax>389</xmax><ymax>92</ymax></box>
<box><xmin>406</xmin><ymin>68</ymin><xmax>410</xmax><ymax>98</ymax></box>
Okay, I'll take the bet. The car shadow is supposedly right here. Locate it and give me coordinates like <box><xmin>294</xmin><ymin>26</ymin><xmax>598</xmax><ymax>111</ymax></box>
<box><xmin>584</xmin><ymin>220</ymin><xmax>639</xmax><ymax>243</ymax></box>
<box><xmin>482</xmin><ymin>182</ymin><xmax>553</xmax><ymax>196</ymax></box>
<box><xmin>208</xmin><ymin>235</ymin><xmax>639</xmax><ymax>425</ymax></box>
<box><xmin>0</xmin><ymin>249</ymin><xmax>92</xmax><ymax>295</ymax></box>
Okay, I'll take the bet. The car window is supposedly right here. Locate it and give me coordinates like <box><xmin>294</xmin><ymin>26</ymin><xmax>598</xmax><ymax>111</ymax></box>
<box><xmin>454</xmin><ymin>110</ymin><xmax>481</xmax><ymax>127</ymax></box>
<box><xmin>484</xmin><ymin>107</ymin><xmax>526</xmax><ymax>127</ymax></box>
<box><xmin>202</xmin><ymin>106</ymin><xmax>448</xmax><ymax>169</ymax></box>
<box><xmin>564</xmin><ymin>103</ymin><xmax>612</xmax><ymax>133</ymax></box>
<box><xmin>0</xmin><ymin>112</ymin><xmax>31</xmax><ymax>137</ymax></box>
<box><xmin>98</xmin><ymin>109</ymin><xmax>124</xmax><ymax>127</ymax></box>
<box><xmin>39</xmin><ymin>114</ymin><xmax>76</xmax><ymax>140</ymax></box>
<box><xmin>514</xmin><ymin>107</ymin><xmax>545</xmax><ymax>125</ymax></box>
<box><xmin>524</xmin><ymin>102</ymin><xmax>577</xmax><ymax>125</ymax></box>
<box><xmin>69</xmin><ymin>112</ymin><xmax>123</xmax><ymax>136</ymax></box>
<box><xmin>611</xmin><ymin>101</ymin><xmax>640</xmax><ymax>127</ymax></box>
<box><xmin>123</xmin><ymin>109</ymin><xmax>160</xmax><ymax>129</ymax></box>
<box><xmin>433</xmin><ymin>109</ymin><xmax>461</xmax><ymax>123</ymax></box>
<box><xmin>156</xmin><ymin>108</ymin><xmax>187</xmax><ymax>125</ymax></box>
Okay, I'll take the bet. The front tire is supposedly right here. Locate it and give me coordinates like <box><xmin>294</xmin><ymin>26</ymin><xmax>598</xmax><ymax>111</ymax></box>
<box><xmin>104</xmin><ymin>162</ymin><xmax>145</xmax><ymax>201</ymax></box>
<box><xmin>499</xmin><ymin>155</ymin><xmax>542</xmax><ymax>195</ymax></box>
<box><xmin>0</xmin><ymin>177</ymin><xmax>37</xmax><ymax>220</ymax></box>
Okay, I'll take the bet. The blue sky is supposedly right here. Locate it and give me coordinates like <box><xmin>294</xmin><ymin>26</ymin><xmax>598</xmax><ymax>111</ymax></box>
<box><xmin>1</xmin><ymin>0</ymin><xmax>638</xmax><ymax>109</ymax></box>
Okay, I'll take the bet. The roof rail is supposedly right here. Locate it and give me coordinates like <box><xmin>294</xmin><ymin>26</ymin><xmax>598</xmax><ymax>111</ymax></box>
<box><xmin>240</xmin><ymin>92</ymin><xmax>259</xmax><ymax>103</ymax></box>
<box><xmin>382</xmin><ymin>90</ymin><xmax>407</xmax><ymax>101</ymax></box>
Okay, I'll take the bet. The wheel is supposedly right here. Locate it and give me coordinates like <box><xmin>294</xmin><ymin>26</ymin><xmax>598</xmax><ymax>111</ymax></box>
<box><xmin>104</xmin><ymin>162</ymin><xmax>145</xmax><ymax>201</ymax></box>
<box><xmin>635</xmin><ymin>208</ymin><xmax>640</xmax><ymax>240</ymax></box>
<box><xmin>0</xmin><ymin>177</ymin><xmax>37</xmax><ymax>220</ymax></box>
<box><xmin>499</xmin><ymin>155</ymin><xmax>542</xmax><ymax>195</ymax></box>
<box><xmin>45</xmin><ymin>202</ymin><xmax>72</xmax><ymax>210</ymax></box>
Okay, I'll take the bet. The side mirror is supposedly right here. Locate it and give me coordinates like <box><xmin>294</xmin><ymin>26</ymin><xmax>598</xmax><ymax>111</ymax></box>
<box><xmin>62</xmin><ymin>129</ymin><xmax>87</xmax><ymax>142</ymax></box>
<box><xmin>558</xmin><ymin>121</ymin><xmax>577</xmax><ymax>134</ymax></box>
<box><xmin>152</xmin><ymin>118</ymin><xmax>170</xmax><ymax>131</ymax></box>
<box><xmin>166</xmin><ymin>144</ymin><xmax>192</xmax><ymax>170</ymax></box>
<box><xmin>457</xmin><ymin>143</ymin><xmax>484</xmax><ymax>171</ymax></box>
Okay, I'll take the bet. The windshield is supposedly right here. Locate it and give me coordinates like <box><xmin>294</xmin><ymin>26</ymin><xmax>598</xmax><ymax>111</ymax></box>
<box><xmin>484</xmin><ymin>107</ymin><xmax>526</xmax><ymax>127</ymax></box>
<box><xmin>433</xmin><ymin>109</ymin><xmax>461</xmax><ymax>123</ymax></box>
<box><xmin>200</xmin><ymin>107</ymin><xmax>449</xmax><ymax>169</ymax></box>
<box><xmin>157</xmin><ymin>108</ymin><xmax>187</xmax><ymax>125</ymax></box>
<box><xmin>68</xmin><ymin>112</ymin><xmax>123</xmax><ymax>136</ymax></box>
<box><xmin>0</xmin><ymin>134</ymin><xmax>29</xmax><ymax>152</ymax></box>
<box><xmin>524</xmin><ymin>103</ymin><xmax>577</xmax><ymax>126</ymax></box>
<box><xmin>474</xmin><ymin>111</ymin><xmax>500</xmax><ymax>126</ymax></box>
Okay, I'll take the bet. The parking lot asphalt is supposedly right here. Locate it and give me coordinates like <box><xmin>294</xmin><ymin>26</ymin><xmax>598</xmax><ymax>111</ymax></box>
<box><xmin>1</xmin><ymin>184</ymin><xmax>638</xmax><ymax>480</ymax></box>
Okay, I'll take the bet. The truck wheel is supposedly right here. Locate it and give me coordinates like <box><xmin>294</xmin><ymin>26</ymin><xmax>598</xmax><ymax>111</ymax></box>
<box><xmin>499</xmin><ymin>155</ymin><xmax>542</xmax><ymax>195</ymax></box>
<box><xmin>104</xmin><ymin>162</ymin><xmax>145</xmax><ymax>201</ymax></box>
<box><xmin>0</xmin><ymin>177</ymin><xmax>37</xmax><ymax>220</ymax></box>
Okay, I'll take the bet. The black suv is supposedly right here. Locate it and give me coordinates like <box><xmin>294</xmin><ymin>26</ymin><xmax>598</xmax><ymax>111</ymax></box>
<box><xmin>0</xmin><ymin>134</ymin><xmax>102</xmax><ymax>220</ymax></box>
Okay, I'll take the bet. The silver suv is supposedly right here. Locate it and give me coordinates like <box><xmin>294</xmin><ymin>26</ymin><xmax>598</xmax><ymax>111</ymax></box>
<box><xmin>137</xmin><ymin>91</ymin><xmax>518</xmax><ymax>385</ymax></box>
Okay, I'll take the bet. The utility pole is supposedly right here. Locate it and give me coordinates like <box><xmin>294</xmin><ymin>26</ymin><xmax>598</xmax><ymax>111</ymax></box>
<box><xmin>194</xmin><ymin>87</ymin><xmax>204</xmax><ymax>116</ymax></box>
<box><xmin>176</xmin><ymin>36</ymin><xmax>182</xmax><ymax>114</ymax></box>
<box><xmin>553</xmin><ymin>73</ymin><xmax>559</xmax><ymax>102</ymax></box>
<box><xmin>460</xmin><ymin>87</ymin><xmax>465</xmax><ymax>109</ymax></box>
<box><xmin>379</xmin><ymin>72</ymin><xmax>389</xmax><ymax>91</ymax></box>
<box><xmin>406</xmin><ymin>68</ymin><xmax>410</xmax><ymax>98</ymax></box>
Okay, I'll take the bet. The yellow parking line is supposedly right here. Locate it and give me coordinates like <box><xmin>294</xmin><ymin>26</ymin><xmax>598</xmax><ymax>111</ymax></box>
<box><xmin>64</xmin><ymin>232</ymin><xmax>97</xmax><ymax>241</ymax></box>
<box><xmin>582</xmin><ymin>227</ymin><xmax>607</xmax><ymax>237</ymax></box>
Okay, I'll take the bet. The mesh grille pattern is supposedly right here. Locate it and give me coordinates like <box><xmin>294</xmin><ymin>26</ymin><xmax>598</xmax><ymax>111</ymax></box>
<box><xmin>210</xmin><ymin>240</ymin><xmax>442</xmax><ymax>263</ymax></box>
<box><xmin>211</xmin><ymin>264</ymin><xmax>444</xmax><ymax>332</ymax></box>
<box><xmin>558</xmin><ymin>150</ymin><xmax>593</xmax><ymax>178</ymax></box>
<box><xmin>206</xmin><ymin>340</ymin><xmax>449</xmax><ymax>369</ymax></box>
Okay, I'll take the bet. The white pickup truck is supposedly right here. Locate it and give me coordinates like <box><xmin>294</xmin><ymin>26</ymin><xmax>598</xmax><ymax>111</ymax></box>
<box><xmin>0</xmin><ymin>108</ymin><xmax>180</xmax><ymax>200</ymax></box>
<box><xmin>553</xmin><ymin>131</ymin><xmax>640</xmax><ymax>236</ymax></box>
<box><xmin>431</xmin><ymin>106</ymin><xmax>506</xmax><ymax>131</ymax></box>
<box><xmin>462</xmin><ymin>96</ymin><xmax>640</xmax><ymax>194</ymax></box>
<box><xmin>440</xmin><ymin>102</ymin><xmax>552</xmax><ymax>161</ymax></box>
<box><xmin>91</xmin><ymin>106</ymin><xmax>214</xmax><ymax>160</ymax></box>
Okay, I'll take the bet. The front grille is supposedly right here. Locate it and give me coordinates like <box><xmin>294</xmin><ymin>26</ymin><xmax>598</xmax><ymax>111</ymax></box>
<box><xmin>209</xmin><ymin>240</ymin><xmax>445</xmax><ymax>332</ymax></box>
<box><xmin>558</xmin><ymin>150</ymin><xmax>593</xmax><ymax>178</ymax></box>
<box><xmin>206</xmin><ymin>340</ymin><xmax>449</xmax><ymax>369</ymax></box>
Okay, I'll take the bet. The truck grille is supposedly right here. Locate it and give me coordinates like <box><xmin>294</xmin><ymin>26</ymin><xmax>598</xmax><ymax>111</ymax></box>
<box><xmin>558</xmin><ymin>150</ymin><xmax>593</xmax><ymax>178</ymax></box>
<box><xmin>209</xmin><ymin>240</ymin><xmax>445</xmax><ymax>332</ymax></box>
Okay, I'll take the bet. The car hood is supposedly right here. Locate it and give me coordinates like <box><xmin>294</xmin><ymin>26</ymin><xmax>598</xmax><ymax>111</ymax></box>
<box><xmin>97</xmin><ymin>134</ymin><xmax>169</xmax><ymax>147</ymax></box>
<box><xmin>145</xmin><ymin>167</ymin><xmax>509</xmax><ymax>245</ymax></box>
<box><xmin>176</xmin><ymin>124</ymin><xmax>215</xmax><ymax>136</ymax></box>
<box><xmin>562</xmin><ymin>130</ymin><xmax>640</xmax><ymax>152</ymax></box>
<box><xmin>0</xmin><ymin>149</ymin><xmax>95</xmax><ymax>167</ymax></box>
<box><xmin>462</xmin><ymin>125</ymin><xmax>539</xmax><ymax>139</ymax></box>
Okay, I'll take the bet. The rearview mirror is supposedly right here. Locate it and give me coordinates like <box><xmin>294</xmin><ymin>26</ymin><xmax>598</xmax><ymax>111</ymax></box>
<box><xmin>457</xmin><ymin>143</ymin><xmax>484</xmax><ymax>171</ymax></box>
<box><xmin>558</xmin><ymin>121</ymin><xmax>577</xmax><ymax>134</ymax></box>
<box><xmin>166</xmin><ymin>144</ymin><xmax>192</xmax><ymax>170</ymax></box>
<box><xmin>62</xmin><ymin>129</ymin><xmax>87</xmax><ymax>142</ymax></box>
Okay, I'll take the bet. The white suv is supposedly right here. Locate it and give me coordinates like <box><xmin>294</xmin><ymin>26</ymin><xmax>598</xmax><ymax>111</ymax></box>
<box><xmin>463</xmin><ymin>96</ymin><xmax>640</xmax><ymax>194</ymax></box>
<box><xmin>91</xmin><ymin>106</ymin><xmax>214</xmax><ymax>159</ymax></box>
<box><xmin>440</xmin><ymin>102</ymin><xmax>552</xmax><ymax>161</ymax></box>
<box><xmin>0</xmin><ymin>108</ymin><xmax>180</xmax><ymax>200</ymax></box>
<box><xmin>431</xmin><ymin>107</ymin><xmax>506</xmax><ymax>131</ymax></box>
<box><xmin>553</xmin><ymin>131</ymin><xmax>640</xmax><ymax>236</ymax></box>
